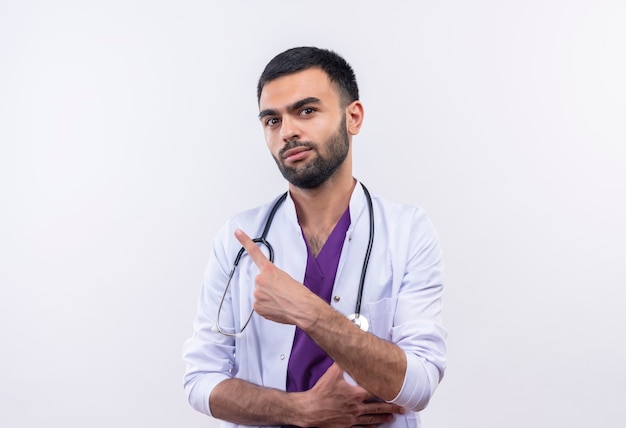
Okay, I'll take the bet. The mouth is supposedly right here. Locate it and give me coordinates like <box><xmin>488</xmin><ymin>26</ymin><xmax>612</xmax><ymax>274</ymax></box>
<box><xmin>282</xmin><ymin>146</ymin><xmax>312</xmax><ymax>162</ymax></box>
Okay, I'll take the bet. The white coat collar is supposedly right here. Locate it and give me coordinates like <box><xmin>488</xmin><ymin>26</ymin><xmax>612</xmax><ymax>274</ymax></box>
<box><xmin>281</xmin><ymin>179</ymin><xmax>369</xmax><ymax>231</ymax></box>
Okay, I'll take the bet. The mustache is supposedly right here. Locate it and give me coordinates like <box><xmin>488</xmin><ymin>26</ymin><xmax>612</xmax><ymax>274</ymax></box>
<box><xmin>278</xmin><ymin>139</ymin><xmax>317</xmax><ymax>158</ymax></box>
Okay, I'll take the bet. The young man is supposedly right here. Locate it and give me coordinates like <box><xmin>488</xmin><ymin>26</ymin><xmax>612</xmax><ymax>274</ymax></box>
<box><xmin>183</xmin><ymin>47</ymin><xmax>446</xmax><ymax>427</ymax></box>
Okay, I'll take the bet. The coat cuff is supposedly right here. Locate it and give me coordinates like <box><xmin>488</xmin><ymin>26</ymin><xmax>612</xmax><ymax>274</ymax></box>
<box><xmin>185</xmin><ymin>373</ymin><xmax>230</xmax><ymax>417</ymax></box>
<box><xmin>387</xmin><ymin>352</ymin><xmax>440</xmax><ymax>411</ymax></box>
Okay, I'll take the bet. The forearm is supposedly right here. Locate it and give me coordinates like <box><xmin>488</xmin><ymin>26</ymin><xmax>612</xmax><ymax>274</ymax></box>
<box><xmin>211</xmin><ymin>368</ymin><xmax>406</xmax><ymax>427</ymax></box>
<box><xmin>301</xmin><ymin>297</ymin><xmax>406</xmax><ymax>401</ymax></box>
<box><xmin>210</xmin><ymin>378</ymin><xmax>308</xmax><ymax>426</ymax></box>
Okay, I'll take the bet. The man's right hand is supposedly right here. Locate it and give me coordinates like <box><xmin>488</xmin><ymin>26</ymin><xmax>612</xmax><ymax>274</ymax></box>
<box><xmin>300</xmin><ymin>363</ymin><xmax>406</xmax><ymax>428</ymax></box>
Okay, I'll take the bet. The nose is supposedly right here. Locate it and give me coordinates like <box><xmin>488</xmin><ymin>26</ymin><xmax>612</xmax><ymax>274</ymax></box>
<box><xmin>280</xmin><ymin>115</ymin><xmax>299</xmax><ymax>142</ymax></box>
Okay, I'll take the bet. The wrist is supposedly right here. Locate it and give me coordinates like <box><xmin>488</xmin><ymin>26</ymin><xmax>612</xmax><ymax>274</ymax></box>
<box><xmin>293</xmin><ymin>291</ymin><xmax>325</xmax><ymax>331</ymax></box>
<box><xmin>287</xmin><ymin>390</ymin><xmax>312</xmax><ymax>427</ymax></box>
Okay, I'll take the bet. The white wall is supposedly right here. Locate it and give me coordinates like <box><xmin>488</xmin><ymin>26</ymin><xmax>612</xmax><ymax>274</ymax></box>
<box><xmin>1</xmin><ymin>1</ymin><xmax>625</xmax><ymax>427</ymax></box>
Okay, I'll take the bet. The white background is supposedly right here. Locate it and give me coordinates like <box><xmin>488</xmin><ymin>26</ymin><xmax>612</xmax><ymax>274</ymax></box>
<box><xmin>1</xmin><ymin>1</ymin><xmax>625</xmax><ymax>427</ymax></box>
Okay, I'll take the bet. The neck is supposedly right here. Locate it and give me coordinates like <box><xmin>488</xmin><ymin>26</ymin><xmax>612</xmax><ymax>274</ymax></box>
<box><xmin>290</xmin><ymin>171</ymin><xmax>356</xmax><ymax>257</ymax></box>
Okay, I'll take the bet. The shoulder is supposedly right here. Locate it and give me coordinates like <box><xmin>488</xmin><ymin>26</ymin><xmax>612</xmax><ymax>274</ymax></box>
<box><xmin>212</xmin><ymin>194</ymin><xmax>283</xmax><ymax>246</ymax></box>
<box><xmin>211</xmin><ymin>192</ymin><xmax>289</xmax><ymax>257</ymax></box>
<box><xmin>226</xmin><ymin>192</ymin><xmax>288</xmax><ymax>232</ymax></box>
<box><xmin>367</xmin><ymin>191</ymin><xmax>440</xmax><ymax>253</ymax></box>
<box><xmin>370</xmin><ymin>192</ymin><xmax>431</xmax><ymax>227</ymax></box>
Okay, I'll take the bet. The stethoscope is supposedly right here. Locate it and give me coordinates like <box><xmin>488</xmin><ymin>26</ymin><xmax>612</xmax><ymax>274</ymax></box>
<box><xmin>214</xmin><ymin>183</ymin><xmax>374</xmax><ymax>338</ymax></box>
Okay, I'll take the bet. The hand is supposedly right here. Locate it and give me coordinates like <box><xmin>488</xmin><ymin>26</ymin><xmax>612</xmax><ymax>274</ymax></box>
<box><xmin>301</xmin><ymin>363</ymin><xmax>406</xmax><ymax>428</ymax></box>
<box><xmin>234</xmin><ymin>229</ymin><xmax>320</xmax><ymax>328</ymax></box>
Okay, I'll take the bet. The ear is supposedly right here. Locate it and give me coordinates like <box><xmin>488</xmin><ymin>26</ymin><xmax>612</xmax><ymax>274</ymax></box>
<box><xmin>346</xmin><ymin>101</ymin><xmax>364</xmax><ymax>136</ymax></box>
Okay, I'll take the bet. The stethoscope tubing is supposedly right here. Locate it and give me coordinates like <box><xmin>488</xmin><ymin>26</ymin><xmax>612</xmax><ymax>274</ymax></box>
<box><xmin>215</xmin><ymin>192</ymin><xmax>286</xmax><ymax>337</ymax></box>
<box><xmin>354</xmin><ymin>184</ymin><xmax>374</xmax><ymax>322</ymax></box>
<box><xmin>215</xmin><ymin>184</ymin><xmax>373</xmax><ymax>336</ymax></box>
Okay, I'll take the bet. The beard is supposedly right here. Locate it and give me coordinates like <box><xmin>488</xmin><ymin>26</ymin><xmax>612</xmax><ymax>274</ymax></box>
<box><xmin>273</xmin><ymin>117</ymin><xmax>350</xmax><ymax>189</ymax></box>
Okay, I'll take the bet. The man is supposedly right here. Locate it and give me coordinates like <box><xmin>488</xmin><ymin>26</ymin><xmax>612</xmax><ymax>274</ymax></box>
<box><xmin>183</xmin><ymin>47</ymin><xmax>446</xmax><ymax>427</ymax></box>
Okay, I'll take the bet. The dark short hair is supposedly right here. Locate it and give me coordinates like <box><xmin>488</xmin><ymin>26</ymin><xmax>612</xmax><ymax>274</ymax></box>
<box><xmin>257</xmin><ymin>47</ymin><xmax>359</xmax><ymax>106</ymax></box>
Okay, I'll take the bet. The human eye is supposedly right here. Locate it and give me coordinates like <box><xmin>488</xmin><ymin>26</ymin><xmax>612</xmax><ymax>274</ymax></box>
<box><xmin>264</xmin><ymin>117</ymin><xmax>280</xmax><ymax>127</ymax></box>
<box><xmin>299</xmin><ymin>107</ymin><xmax>316</xmax><ymax>116</ymax></box>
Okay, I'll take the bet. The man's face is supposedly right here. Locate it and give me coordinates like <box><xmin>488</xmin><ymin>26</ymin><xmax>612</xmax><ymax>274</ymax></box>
<box><xmin>258</xmin><ymin>68</ymin><xmax>350</xmax><ymax>189</ymax></box>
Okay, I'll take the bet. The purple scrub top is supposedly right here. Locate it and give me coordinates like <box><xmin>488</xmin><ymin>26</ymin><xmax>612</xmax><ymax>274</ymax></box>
<box><xmin>286</xmin><ymin>207</ymin><xmax>351</xmax><ymax>392</ymax></box>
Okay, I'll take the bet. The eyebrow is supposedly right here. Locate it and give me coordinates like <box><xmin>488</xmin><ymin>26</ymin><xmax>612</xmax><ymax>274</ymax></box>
<box><xmin>258</xmin><ymin>97</ymin><xmax>322</xmax><ymax>121</ymax></box>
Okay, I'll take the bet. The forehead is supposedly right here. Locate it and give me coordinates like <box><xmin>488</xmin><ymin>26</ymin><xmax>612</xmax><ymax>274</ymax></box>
<box><xmin>258</xmin><ymin>68</ymin><xmax>340</xmax><ymax>110</ymax></box>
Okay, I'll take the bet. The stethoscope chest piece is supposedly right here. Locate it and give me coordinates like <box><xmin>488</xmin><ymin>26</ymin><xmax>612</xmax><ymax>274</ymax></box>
<box><xmin>347</xmin><ymin>313</ymin><xmax>369</xmax><ymax>332</ymax></box>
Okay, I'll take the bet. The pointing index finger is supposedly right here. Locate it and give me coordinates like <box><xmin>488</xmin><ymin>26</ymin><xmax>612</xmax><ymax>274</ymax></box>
<box><xmin>234</xmin><ymin>229</ymin><xmax>271</xmax><ymax>268</ymax></box>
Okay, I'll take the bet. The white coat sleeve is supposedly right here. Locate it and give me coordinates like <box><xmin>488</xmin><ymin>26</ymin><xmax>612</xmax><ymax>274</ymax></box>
<box><xmin>182</xmin><ymin>221</ymin><xmax>237</xmax><ymax>417</ymax></box>
<box><xmin>388</xmin><ymin>208</ymin><xmax>447</xmax><ymax>411</ymax></box>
